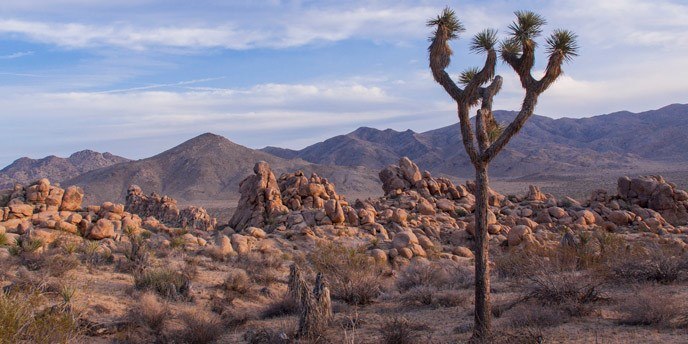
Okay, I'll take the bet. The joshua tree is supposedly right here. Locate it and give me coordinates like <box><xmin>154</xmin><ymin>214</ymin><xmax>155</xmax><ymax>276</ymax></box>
<box><xmin>427</xmin><ymin>8</ymin><xmax>578</xmax><ymax>341</ymax></box>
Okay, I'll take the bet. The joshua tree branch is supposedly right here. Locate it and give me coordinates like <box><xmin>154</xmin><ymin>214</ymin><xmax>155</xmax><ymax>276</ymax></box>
<box><xmin>483</xmin><ymin>90</ymin><xmax>538</xmax><ymax>161</ymax></box>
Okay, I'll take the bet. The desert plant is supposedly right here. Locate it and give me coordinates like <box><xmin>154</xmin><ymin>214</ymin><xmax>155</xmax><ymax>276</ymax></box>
<box><xmin>428</xmin><ymin>7</ymin><xmax>578</xmax><ymax>340</ymax></box>
<box><xmin>378</xmin><ymin>317</ymin><xmax>424</xmax><ymax>344</ymax></box>
<box><xmin>308</xmin><ymin>242</ymin><xmax>386</xmax><ymax>305</ymax></box>
<box><xmin>0</xmin><ymin>289</ymin><xmax>81</xmax><ymax>344</ymax></box>
<box><xmin>131</xmin><ymin>292</ymin><xmax>169</xmax><ymax>334</ymax></box>
<box><xmin>617</xmin><ymin>288</ymin><xmax>688</xmax><ymax>328</ymax></box>
<box><xmin>0</xmin><ymin>233</ymin><xmax>8</xmax><ymax>246</ymax></box>
<box><xmin>223</xmin><ymin>268</ymin><xmax>251</xmax><ymax>295</ymax></box>
<box><xmin>133</xmin><ymin>267</ymin><xmax>192</xmax><ymax>301</ymax></box>
<box><xmin>174</xmin><ymin>311</ymin><xmax>224</xmax><ymax>344</ymax></box>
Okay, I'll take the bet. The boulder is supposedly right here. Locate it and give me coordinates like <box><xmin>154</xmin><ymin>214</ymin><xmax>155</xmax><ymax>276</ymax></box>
<box><xmin>89</xmin><ymin>219</ymin><xmax>115</xmax><ymax>240</ymax></box>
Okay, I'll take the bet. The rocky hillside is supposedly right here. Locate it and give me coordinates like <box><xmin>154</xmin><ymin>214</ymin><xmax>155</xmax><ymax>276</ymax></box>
<box><xmin>262</xmin><ymin>104</ymin><xmax>688</xmax><ymax>177</ymax></box>
<box><xmin>64</xmin><ymin>133</ymin><xmax>379</xmax><ymax>205</ymax></box>
<box><xmin>0</xmin><ymin>150</ymin><xmax>129</xmax><ymax>189</ymax></box>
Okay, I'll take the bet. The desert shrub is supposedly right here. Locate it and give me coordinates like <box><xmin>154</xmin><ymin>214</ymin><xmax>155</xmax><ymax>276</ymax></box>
<box><xmin>396</xmin><ymin>260</ymin><xmax>472</xmax><ymax>292</ymax></box>
<box><xmin>308</xmin><ymin>242</ymin><xmax>387</xmax><ymax>305</ymax></box>
<box><xmin>174</xmin><ymin>311</ymin><xmax>224</xmax><ymax>344</ymax></box>
<box><xmin>235</xmin><ymin>252</ymin><xmax>284</xmax><ymax>285</ymax></box>
<box><xmin>223</xmin><ymin>269</ymin><xmax>251</xmax><ymax>295</ymax></box>
<box><xmin>525</xmin><ymin>272</ymin><xmax>604</xmax><ymax>317</ymax></box>
<box><xmin>399</xmin><ymin>286</ymin><xmax>468</xmax><ymax>308</ymax></box>
<box><xmin>131</xmin><ymin>292</ymin><xmax>168</xmax><ymax>333</ymax></box>
<box><xmin>0</xmin><ymin>289</ymin><xmax>81</xmax><ymax>344</ymax></box>
<box><xmin>0</xmin><ymin>233</ymin><xmax>8</xmax><ymax>246</ymax></box>
<box><xmin>507</xmin><ymin>303</ymin><xmax>568</xmax><ymax>328</ymax></box>
<box><xmin>134</xmin><ymin>267</ymin><xmax>192</xmax><ymax>301</ymax></box>
<box><xmin>260</xmin><ymin>298</ymin><xmax>298</xmax><ymax>319</ymax></box>
<box><xmin>492</xmin><ymin>327</ymin><xmax>546</xmax><ymax>344</ymax></box>
<box><xmin>378</xmin><ymin>317</ymin><xmax>425</xmax><ymax>344</ymax></box>
<box><xmin>119</xmin><ymin>236</ymin><xmax>151</xmax><ymax>273</ymax></box>
<box><xmin>607</xmin><ymin>247</ymin><xmax>684</xmax><ymax>284</ymax></box>
<box><xmin>494</xmin><ymin>247</ymin><xmax>554</xmax><ymax>278</ymax></box>
<box><xmin>244</xmin><ymin>328</ymin><xmax>292</xmax><ymax>344</ymax></box>
<box><xmin>617</xmin><ymin>289</ymin><xmax>688</xmax><ymax>328</ymax></box>
<box><xmin>45</xmin><ymin>254</ymin><xmax>80</xmax><ymax>277</ymax></box>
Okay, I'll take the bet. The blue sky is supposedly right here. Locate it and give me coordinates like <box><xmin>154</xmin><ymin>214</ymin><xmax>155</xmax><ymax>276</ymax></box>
<box><xmin>1</xmin><ymin>0</ymin><xmax>686</xmax><ymax>166</ymax></box>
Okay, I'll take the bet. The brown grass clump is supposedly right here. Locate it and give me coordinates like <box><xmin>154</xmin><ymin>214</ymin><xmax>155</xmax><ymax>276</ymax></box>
<box><xmin>399</xmin><ymin>286</ymin><xmax>469</xmax><ymax>308</ymax></box>
<box><xmin>133</xmin><ymin>267</ymin><xmax>192</xmax><ymax>301</ymax></box>
<box><xmin>131</xmin><ymin>292</ymin><xmax>169</xmax><ymax>334</ymax></box>
<box><xmin>396</xmin><ymin>260</ymin><xmax>472</xmax><ymax>292</ymax></box>
<box><xmin>174</xmin><ymin>311</ymin><xmax>224</xmax><ymax>344</ymax></box>
<box><xmin>235</xmin><ymin>252</ymin><xmax>285</xmax><ymax>285</ymax></box>
<box><xmin>308</xmin><ymin>242</ymin><xmax>387</xmax><ymax>305</ymax></box>
<box><xmin>223</xmin><ymin>268</ymin><xmax>251</xmax><ymax>295</ymax></box>
<box><xmin>378</xmin><ymin>317</ymin><xmax>426</xmax><ymax>344</ymax></box>
<box><xmin>617</xmin><ymin>288</ymin><xmax>688</xmax><ymax>328</ymax></box>
<box><xmin>506</xmin><ymin>303</ymin><xmax>568</xmax><ymax>328</ymax></box>
<box><xmin>0</xmin><ymin>289</ymin><xmax>81</xmax><ymax>344</ymax></box>
<box><xmin>525</xmin><ymin>272</ymin><xmax>604</xmax><ymax>316</ymax></box>
<box><xmin>244</xmin><ymin>328</ymin><xmax>292</xmax><ymax>344</ymax></box>
<box><xmin>606</xmin><ymin>246</ymin><xmax>685</xmax><ymax>284</ymax></box>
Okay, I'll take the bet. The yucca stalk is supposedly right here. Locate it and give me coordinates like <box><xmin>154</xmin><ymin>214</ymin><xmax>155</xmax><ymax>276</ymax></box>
<box><xmin>427</xmin><ymin>8</ymin><xmax>578</xmax><ymax>342</ymax></box>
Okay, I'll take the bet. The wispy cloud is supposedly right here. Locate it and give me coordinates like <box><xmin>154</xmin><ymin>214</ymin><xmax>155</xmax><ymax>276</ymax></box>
<box><xmin>94</xmin><ymin>77</ymin><xmax>225</xmax><ymax>94</ymax></box>
<box><xmin>0</xmin><ymin>51</ymin><xmax>34</xmax><ymax>59</ymax></box>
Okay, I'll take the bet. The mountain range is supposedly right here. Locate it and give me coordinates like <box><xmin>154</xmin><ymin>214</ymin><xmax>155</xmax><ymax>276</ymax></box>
<box><xmin>0</xmin><ymin>150</ymin><xmax>129</xmax><ymax>189</ymax></box>
<box><xmin>2</xmin><ymin>103</ymin><xmax>686</xmax><ymax>205</ymax></box>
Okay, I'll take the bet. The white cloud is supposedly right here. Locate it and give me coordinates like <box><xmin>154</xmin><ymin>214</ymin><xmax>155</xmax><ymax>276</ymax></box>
<box><xmin>0</xmin><ymin>51</ymin><xmax>34</xmax><ymax>59</ymax></box>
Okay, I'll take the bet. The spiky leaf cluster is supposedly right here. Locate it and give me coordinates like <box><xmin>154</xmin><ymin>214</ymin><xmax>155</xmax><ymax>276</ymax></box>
<box><xmin>507</xmin><ymin>10</ymin><xmax>547</xmax><ymax>41</ymax></box>
<box><xmin>546</xmin><ymin>29</ymin><xmax>579</xmax><ymax>62</ymax></box>
<box><xmin>470</xmin><ymin>29</ymin><xmax>498</xmax><ymax>53</ymax></box>
<box><xmin>459</xmin><ymin>67</ymin><xmax>481</xmax><ymax>85</ymax></box>
<box><xmin>427</xmin><ymin>7</ymin><xmax>465</xmax><ymax>40</ymax></box>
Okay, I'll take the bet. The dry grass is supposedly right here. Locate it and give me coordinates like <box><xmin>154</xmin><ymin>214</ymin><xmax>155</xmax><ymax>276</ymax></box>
<box><xmin>399</xmin><ymin>286</ymin><xmax>469</xmax><ymax>308</ymax></box>
<box><xmin>222</xmin><ymin>268</ymin><xmax>251</xmax><ymax>295</ymax></box>
<box><xmin>378</xmin><ymin>317</ymin><xmax>426</xmax><ymax>344</ymax></box>
<box><xmin>396</xmin><ymin>260</ymin><xmax>472</xmax><ymax>292</ymax></box>
<box><xmin>308</xmin><ymin>242</ymin><xmax>387</xmax><ymax>305</ymax></box>
<box><xmin>133</xmin><ymin>267</ymin><xmax>192</xmax><ymax>301</ymax></box>
<box><xmin>525</xmin><ymin>272</ymin><xmax>604</xmax><ymax>317</ymax></box>
<box><xmin>617</xmin><ymin>288</ymin><xmax>688</xmax><ymax>328</ymax></box>
<box><xmin>0</xmin><ymin>289</ymin><xmax>81</xmax><ymax>344</ymax></box>
<box><xmin>131</xmin><ymin>292</ymin><xmax>169</xmax><ymax>334</ymax></box>
<box><xmin>174</xmin><ymin>311</ymin><xmax>224</xmax><ymax>344</ymax></box>
<box><xmin>235</xmin><ymin>252</ymin><xmax>285</xmax><ymax>285</ymax></box>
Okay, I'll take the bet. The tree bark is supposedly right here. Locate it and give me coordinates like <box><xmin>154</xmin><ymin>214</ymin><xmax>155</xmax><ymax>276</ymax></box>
<box><xmin>472</xmin><ymin>163</ymin><xmax>491</xmax><ymax>342</ymax></box>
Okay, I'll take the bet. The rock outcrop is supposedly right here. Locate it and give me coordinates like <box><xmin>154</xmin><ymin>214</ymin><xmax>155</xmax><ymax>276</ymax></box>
<box><xmin>617</xmin><ymin>175</ymin><xmax>688</xmax><ymax>225</ymax></box>
<box><xmin>125</xmin><ymin>185</ymin><xmax>216</xmax><ymax>231</ymax></box>
<box><xmin>229</xmin><ymin>161</ymin><xmax>288</xmax><ymax>231</ymax></box>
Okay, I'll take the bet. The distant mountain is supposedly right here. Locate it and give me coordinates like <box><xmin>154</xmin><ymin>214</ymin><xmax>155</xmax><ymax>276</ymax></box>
<box><xmin>262</xmin><ymin>104</ymin><xmax>688</xmax><ymax>177</ymax></box>
<box><xmin>0</xmin><ymin>150</ymin><xmax>129</xmax><ymax>188</ymax></box>
<box><xmin>64</xmin><ymin>133</ymin><xmax>379</xmax><ymax>205</ymax></box>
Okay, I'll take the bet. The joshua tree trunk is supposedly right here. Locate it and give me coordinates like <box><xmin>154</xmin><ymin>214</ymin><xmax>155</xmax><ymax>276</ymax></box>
<box><xmin>427</xmin><ymin>8</ymin><xmax>578</xmax><ymax>342</ymax></box>
<box><xmin>473</xmin><ymin>164</ymin><xmax>491</xmax><ymax>338</ymax></box>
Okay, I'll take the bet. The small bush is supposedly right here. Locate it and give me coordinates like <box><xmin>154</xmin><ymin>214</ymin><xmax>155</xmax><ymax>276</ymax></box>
<box><xmin>0</xmin><ymin>233</ymin><xmax>8</xmax><ymax>246</ymax></box>
<box><xmin>131</xmin><ymin>292</ymin><xmax>168</xmax><ymax>333</ymax></box>
<box><xmin>244</xmin><ymin>328</ymin><xmax>292</xmax><ymax>344</ymax></box>
<box><xmin>524</xmin><ymin>272</ymin><xmax>604</xmax><ymax>317</ymax></box>
<box><xmin>618</xmin><ymin>289</ymin><xmax>687</xmax><ymax>328</ymax></box>
<box><xmin>309</xmin><ymin>242</ymin><xmax>386</xmax><ymax>305</ymax></box>
<box><xmin>223</xmin><ymin>269</ymin><xmax>251</xmax><ymax>295</ymax></box>
<box><xmin>378</xmin><ymin>317</ymin><xmax>424</xmax><ymax>344</ymax></box>
<box><xmin>399</xmin><ymin>286</ymin><xmax>468</xmax><ymax>308</ymax></box>
<box><xmin>0</xmin><ymin>289</ymin><xmax>81</xmax><ymax>344</ymax></box>
<box><xmin>608</xmin><ymin>248</ymin><xmax>683</xmax><ymax>284</ymax></box>
<box><xmin>236</xmin><ymin>252</ymin><xmax>284</xmax><ymax>285</ymax></box>
<box><xmin>174</xmin><ymin>311</ymin><xmax>224</xmax><ymax>344</ymax></box>
<box><xmin>507</xmin><ymin>303</ymin><xmax>568</xmax><ymax>328</ymax></box>
<box><xmin>396</xmin><ymin>260</ymin><xmax>472</xmax><ymax>292</ymax></box>
<box><xmin>133</xmin><ymin>267</ymin><xmax>192</xmax><ymax>301</ymax></box>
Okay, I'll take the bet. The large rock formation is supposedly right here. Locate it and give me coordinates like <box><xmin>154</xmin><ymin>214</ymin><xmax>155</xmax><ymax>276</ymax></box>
<box><xmin>229</xmin><ymin>161</ymin><xmax>288</xmax><ymax>231</ymax></box>
<box><xmin>126</xmin><ymin>185</ymin><xmax>217</xmax><ymax>231</ymax></box>
<box><xmin>617</xmin><ymin>175</ymin><xmax>688</xmax><ymax>225</ymax></box>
